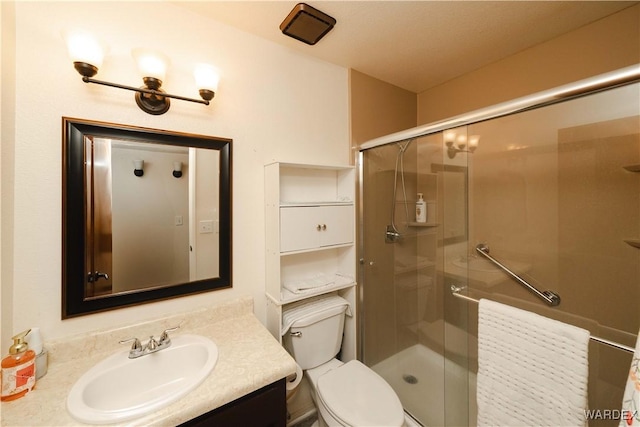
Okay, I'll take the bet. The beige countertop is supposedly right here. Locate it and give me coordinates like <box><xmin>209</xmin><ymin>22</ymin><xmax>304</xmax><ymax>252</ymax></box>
<box><xmin>1</xmin><ymin>296</ymin><xmax>297</xmax><ymax>426</ymax></box>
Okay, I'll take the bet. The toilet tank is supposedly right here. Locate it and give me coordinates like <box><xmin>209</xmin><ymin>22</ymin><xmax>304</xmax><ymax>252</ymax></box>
<box><xmin>282</xmin><ymin>296</ymin><xmax>349</xmax><ymax>370</ymax></box>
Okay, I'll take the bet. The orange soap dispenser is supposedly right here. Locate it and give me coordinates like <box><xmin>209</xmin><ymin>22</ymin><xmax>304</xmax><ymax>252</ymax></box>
<box><xmin>1</xmin><ymin>329</ymin><xmax>36</xmax><ymax>401</ymax></box>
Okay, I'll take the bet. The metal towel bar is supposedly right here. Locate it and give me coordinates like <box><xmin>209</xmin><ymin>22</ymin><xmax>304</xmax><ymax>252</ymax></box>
<box><xmin>450</xmin><ymin>285</ymin><xmax>635</xmax><ymax>354</ymax></box>
<box><xmin>475</xmin><ymin>243</ymin><xmax>561</xmax><ymax>306</ymax></box>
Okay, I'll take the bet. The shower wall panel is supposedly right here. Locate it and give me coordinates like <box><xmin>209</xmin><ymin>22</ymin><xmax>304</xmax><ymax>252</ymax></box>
<box><xmin>467</xmin><ymin>83</ymin><xmax>640</xmax><ymax>425</ymax></box>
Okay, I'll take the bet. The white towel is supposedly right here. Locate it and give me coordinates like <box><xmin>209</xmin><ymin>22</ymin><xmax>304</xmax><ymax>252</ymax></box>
<box><xmin>620</xmin><ymin>329</ymin><xmax>640</xmax><ymax>426</ymax></box>
<box><xmin>280</xmin><ymin>294</ymin><xmax>352</xmax><ymax>336</ymax></box>
<box><xmin>282</xmin><ymin>273</ymin><xmax>354</xmax><ymax>294</ymax></box>
<box><xmin>477</xmin><ymin>299</ymin><xmax>590</xmax><ymax>427</ymax></box>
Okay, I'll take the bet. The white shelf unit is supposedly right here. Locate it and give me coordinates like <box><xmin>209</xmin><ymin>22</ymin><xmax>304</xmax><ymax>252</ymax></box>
<box><xmin>265</xmin><ymin>162</ymin><xmax>356</xmax><ymax>363</ymax></box>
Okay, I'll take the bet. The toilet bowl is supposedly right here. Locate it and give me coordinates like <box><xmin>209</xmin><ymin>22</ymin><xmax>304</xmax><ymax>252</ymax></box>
<box><xmin>282</xmin><ymin>295</ymin><xmax>404</xmax><ymax>427</ymax></box>
<box><xmin>307</xmin><ymin>358</ymin><xmax>405</xmax><ymax>427</ymax></box>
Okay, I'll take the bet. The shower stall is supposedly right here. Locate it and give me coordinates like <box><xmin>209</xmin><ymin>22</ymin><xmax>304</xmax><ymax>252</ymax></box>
<box><xmin>358</xmin><ymin>66</ymin><xmax>640</xmax><ymax>426</ymax></box>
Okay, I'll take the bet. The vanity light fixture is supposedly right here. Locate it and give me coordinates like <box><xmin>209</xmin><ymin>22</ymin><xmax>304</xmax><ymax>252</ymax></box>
<box><xmin>172</xmin><ymin>162</ymin><xmax>183</xmax><ymax>178</ymax></box>
<box><xmin>133</xmin><ymin>159</ymin><xmax>144</xmax><ymax>177</ymax></box>
<box><xmin>64</xmin><ymin>31</ymin><xmax>219</xmax><ymax>115</ymax></box>
<box><xmin>444</xmin><ymin>130</ymin><xmax>479</xmax><ymax>159</ymax></box>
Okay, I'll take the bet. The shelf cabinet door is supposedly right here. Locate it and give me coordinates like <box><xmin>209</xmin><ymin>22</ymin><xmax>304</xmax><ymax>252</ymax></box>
<box><xmin>280</xmin><ymin>206</ymin><xmax>321</xmax><ymax>252</ymax></box>
<box><xmin>317</xmin><ymin>205</ymin><xmax>353</xmax><ymax>247</ymax></box>
<box><xmin>280</xmin><ymin>205</ymin><xmax>353</xmax><ymax>253</ymax></box>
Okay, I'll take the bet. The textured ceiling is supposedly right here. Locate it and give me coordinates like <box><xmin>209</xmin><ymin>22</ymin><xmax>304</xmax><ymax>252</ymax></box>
<box><xmin>174</xmin><ymin>1</ymin><xmax>637</xmax><ymax>93</ymax></box>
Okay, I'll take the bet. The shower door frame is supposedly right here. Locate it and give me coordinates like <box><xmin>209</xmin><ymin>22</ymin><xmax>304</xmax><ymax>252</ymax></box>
<box><xmin>356</xmin><ymin>64</ymin><xmax>640</xmax><ymax>423</ymax></box>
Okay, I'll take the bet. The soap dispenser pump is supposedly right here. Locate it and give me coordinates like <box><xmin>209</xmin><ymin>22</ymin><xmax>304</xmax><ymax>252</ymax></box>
<box><xmin>1</xmin><ymin>329</ymin><xmax>36</xmax><ymax>401</ymax></box>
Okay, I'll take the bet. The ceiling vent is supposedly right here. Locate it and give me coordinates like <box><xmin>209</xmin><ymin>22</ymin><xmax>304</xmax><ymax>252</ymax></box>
<box><xmin>279</xmin><ymin>3</ymin><xmax>336</xmax><ymax>45</ymax></box>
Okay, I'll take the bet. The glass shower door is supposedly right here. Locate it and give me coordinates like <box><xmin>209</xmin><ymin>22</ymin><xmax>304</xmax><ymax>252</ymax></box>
<box><xmin>360</xmin><ymin>131</ymin><xmax>472</xmax><ymax>426</ymax></box>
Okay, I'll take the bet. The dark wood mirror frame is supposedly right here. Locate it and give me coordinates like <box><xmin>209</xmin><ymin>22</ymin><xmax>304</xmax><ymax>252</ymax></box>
<box><xmin>62</xmin><ymin>117</ymin><xmax>232</xmax><ymax>318</ymax></box>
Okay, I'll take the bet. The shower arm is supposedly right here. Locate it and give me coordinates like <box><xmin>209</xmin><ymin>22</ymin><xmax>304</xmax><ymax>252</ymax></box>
<box><xmin>475</xmin><ymin>244</ymin><xmax>561</xmax><ymax>306</ymax></box>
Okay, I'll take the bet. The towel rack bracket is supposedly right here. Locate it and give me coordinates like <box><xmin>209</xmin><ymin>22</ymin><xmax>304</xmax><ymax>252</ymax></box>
<box><xmin>542</xmin><ymin>290</ymin><xmax>561</xmax><ymax>306</ymax></box>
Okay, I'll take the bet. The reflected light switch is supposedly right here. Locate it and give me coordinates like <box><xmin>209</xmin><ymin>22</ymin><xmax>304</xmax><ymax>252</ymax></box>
<box><xmin>199</xmin><ymin>220</ymin><xmax>214</xmax><ymax>234</ymax></box>
<box><xmin>175</xmin><ymin>215</ymin><xmax>183</xmax><ymax>226</ymax></box>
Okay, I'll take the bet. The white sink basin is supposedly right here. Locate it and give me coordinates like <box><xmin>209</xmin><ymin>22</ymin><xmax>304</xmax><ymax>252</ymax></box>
<box><xmin>67</xmin><ymin>334</ymin><xmax>218</xmax><ymax>425</ymax></box>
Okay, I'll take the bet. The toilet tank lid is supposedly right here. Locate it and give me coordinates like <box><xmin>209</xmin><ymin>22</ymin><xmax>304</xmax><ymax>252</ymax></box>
<box><xmin>281</xmin><ymin>294</ymin><xmax>352</xmax><ymax>336</ymax></box>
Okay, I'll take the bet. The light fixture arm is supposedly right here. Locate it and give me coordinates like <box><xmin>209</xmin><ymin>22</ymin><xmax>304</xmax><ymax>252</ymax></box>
<box><xmin>81</xmin><ymin>76</ymin><xmax>211</xmax><ymax>105</ymax></box>
<box><xmin>445</xmin><ymin>138</ymin><xmax>478</xmax><ymax>159</ymax></box>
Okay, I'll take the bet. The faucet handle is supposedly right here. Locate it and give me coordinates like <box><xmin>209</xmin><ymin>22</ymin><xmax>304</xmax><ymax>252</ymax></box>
<box><xmin>145</xmin><ymin>336</ymin><xmax>158</xmax><ymax>352</ymax></box>
<box><xmin>119</xmin><ymin>337</ymin><xmax>142</xmax><ymax>353</ymax></box>
<box><xmin>159</xmin><ymin>325</ymin><xmax>180</xmax><ymax>345</ymax></box>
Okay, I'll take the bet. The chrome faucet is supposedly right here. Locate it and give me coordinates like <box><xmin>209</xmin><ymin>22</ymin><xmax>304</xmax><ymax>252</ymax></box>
<box><xmin>119</xmin><ymin>326</ymin><xmax>180</xmax><ymax>359</ymax></box>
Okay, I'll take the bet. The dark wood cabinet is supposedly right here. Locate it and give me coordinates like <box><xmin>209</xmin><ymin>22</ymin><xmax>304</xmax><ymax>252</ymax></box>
<box><xmin>179</xmin><ymin>379</ymin><xmax>286</xmax><ymax>427</ymax></box>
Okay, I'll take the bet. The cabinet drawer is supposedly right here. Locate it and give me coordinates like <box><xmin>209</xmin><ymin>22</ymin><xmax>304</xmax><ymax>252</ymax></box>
<box><xmin>280</xmin><ymin>205</ymin><xmax>353</xmax><ymax>253</ymax></box>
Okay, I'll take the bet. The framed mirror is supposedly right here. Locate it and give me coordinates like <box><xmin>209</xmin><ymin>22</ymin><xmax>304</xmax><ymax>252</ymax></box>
<box><xmin>62</xmin><ymin>118</ymin><xmax>232</xmax><ymax>318</ymax></box>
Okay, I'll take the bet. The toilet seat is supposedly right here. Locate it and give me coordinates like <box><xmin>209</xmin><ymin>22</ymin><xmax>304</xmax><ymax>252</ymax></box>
<box><xmin>316</xmin><ymin>360</ymin><xmax>404</xmax><ymax>427</ymax></box>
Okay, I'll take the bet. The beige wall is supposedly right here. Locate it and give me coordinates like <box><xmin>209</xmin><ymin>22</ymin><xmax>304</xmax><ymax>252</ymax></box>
<box><xmin>349</xmin><ymin>69</ymin><xmax>417</xmax><ymax>364</ymax></box>
<box><xmin>110</xmin><ymin>146</ymin><xmax>190</xmax><ymax>292</ymax></box>
<box><xmin>349</xmin><ymin>69</ymin><xmax>416</xmax><ymax>161</ymax></box>
<box><xmin>1</xmin><ymin>1</ymin><xmax>349</xmax><ymax>351</ymax></box>
<box><xmin>1</xmin><ymin>1</ymin><xmax>16</xmax><ymax>356</ymax></box>
<box><xmin>417</xmin><ymin>4</ymin><xmax>640</xmax><ymax>125</ymax></box>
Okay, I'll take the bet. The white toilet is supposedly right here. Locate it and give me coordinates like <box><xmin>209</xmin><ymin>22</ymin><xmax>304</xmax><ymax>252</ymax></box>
<box><xmin>282</xmin><ymin>295</ymin><xmax>405</xmax><ymax>427</ymax></box>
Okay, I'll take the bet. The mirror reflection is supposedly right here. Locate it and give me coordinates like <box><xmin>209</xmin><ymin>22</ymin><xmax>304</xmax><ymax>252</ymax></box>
<box><xmin>85</xmin><ymin>138</ymin><xmax>220</xmax><ymax>297</ymax></box>
<box><xmin>432</xmin><ymin>163</ymin><xmax>468</xmax><ymax>245</ymax></box>
<box><xmin>63</xmin><ymin>118</ymin><xmax>232</xmax><ymax>318</ymax></box>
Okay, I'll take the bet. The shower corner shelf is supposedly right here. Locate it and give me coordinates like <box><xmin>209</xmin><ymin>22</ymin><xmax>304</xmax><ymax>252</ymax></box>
<box><xmin>408</xmin><ymin>222</ymin><xmax>438</xmax><ymax>228</ymax></box>
<box><xmin>624</xmin><ymin>239</ymin><xmax>640</xmax><ymax>249</ymax></box>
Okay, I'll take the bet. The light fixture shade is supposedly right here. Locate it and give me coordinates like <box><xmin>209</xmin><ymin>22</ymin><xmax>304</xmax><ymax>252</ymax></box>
<box><xmin>194</xmin><ymin>64</ymin><xmax>220</xmax><ymax>93</ymax></box>
<box><xmin>133</xmin><ymin>159</ymin><xmax>144</xmax><ymax>177</ymax></box>
<box><xmin>173</xmin><ymin>161</ymin><xmax>183</xmax><ymax>178</ymax></box>
<box><xmin>468</xmin><ymin>135</ymin><xmax>480</xmax><ymax>148</ymax></box>
<box><xmin>133</xmin><ymin>49</ymin><xmax>169</xmax><ymax>81</ymax></box>
<box><xmin>64</xmin><ymin>30</ymin><xmax>104</xmax><ymax>69</ymax></box>
<box><xmin>443</xmin><ymin>130</ymin><xmax>456</xmax><ymax>145</ymax></box>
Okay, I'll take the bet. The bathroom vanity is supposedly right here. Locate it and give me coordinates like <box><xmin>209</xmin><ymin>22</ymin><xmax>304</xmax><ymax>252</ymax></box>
<box><xmin>0</xmin><ymin>296</ymin><xmax>297</xmax><ymax>426</ymax></box>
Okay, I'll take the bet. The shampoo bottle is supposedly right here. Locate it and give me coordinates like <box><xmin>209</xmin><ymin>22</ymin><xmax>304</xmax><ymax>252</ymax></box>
<box><xmin>416</xmin><ymin>193</ymin><xmax>427</xmax><ymax>223</ymax></box>
<box><xmin>1</xmin><ymin>330</ymin><xmax>36</xmax><ymax>401</ymax></box>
